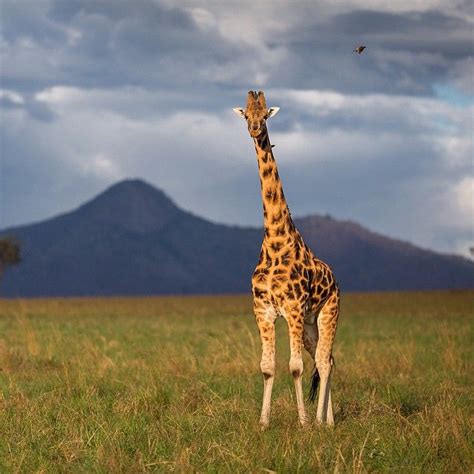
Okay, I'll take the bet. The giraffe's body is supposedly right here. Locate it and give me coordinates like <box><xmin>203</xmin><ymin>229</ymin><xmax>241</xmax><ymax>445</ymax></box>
<box><xmin>234</xmin><ymin>91</ymin><xmax>340</xmax><ymax>427</ymax></box>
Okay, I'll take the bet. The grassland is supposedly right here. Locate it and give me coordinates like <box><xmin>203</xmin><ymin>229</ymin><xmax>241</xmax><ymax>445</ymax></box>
<box><xmin>0</xmin><ymin>290</ymin><xmax>472</xmax><ymax>472</ymax></box>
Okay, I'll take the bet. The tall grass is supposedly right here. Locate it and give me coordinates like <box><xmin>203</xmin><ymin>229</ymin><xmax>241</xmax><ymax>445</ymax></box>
<box><xmin>0</xmin><ymin>291</ymin><xmax>472</xmax><ymax>472</ymax></box>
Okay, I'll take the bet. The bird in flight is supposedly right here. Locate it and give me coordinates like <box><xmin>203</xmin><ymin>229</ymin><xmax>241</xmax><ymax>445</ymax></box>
<box><xmin>353</xmin><ymin>45</ymin><xmax>366</xmax><ymax>54</ymax></box>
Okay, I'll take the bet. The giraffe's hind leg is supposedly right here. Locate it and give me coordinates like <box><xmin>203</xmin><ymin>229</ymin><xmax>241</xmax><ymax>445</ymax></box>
<box><xmin>315</xmin><ymin>291</ymin><xmax>339</xmax><ymax>426</ymax></box>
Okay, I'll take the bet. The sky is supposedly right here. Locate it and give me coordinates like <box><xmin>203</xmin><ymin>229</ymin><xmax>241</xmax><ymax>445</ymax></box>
<box><xmin>0</xmin><ymin>0</ymin><xmax>473</xmax><ymax>257</ymax></box>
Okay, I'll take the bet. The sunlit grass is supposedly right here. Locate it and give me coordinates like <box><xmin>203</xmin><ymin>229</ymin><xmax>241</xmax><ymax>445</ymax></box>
<box><xmin>0</xmin><ymin>291</ymin><xmax>472</xmax><ymax>472</ymax></box>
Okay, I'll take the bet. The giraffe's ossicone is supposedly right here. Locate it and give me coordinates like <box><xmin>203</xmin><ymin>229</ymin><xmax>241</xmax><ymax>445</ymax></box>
<box><xmin>234</xmin><ymin>91</ymin><xmax>340</xmax><ymax>428</ymax></box>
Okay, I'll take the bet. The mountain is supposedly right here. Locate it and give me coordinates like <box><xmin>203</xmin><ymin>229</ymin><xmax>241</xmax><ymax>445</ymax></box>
<box><xmin>1</xmin><ymin>179</ymin><xmax>473</xmax><ymax>297</ymax></box>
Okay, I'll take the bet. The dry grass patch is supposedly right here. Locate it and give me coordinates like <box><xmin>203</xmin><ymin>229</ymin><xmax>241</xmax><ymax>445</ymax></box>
<box><xmin>0</xmin><ymin>290</ymin><xmax>472</xmax><ymax>472</ymax></box>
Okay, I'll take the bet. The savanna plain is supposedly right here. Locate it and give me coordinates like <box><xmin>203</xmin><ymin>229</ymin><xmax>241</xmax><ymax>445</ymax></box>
<box><xmin>0</xmin><ymin>290</ymin><xmax>472</xmax><ymax>472</ymax></box>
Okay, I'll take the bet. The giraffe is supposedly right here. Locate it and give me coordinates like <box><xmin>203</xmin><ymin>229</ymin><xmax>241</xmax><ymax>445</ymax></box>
<box><xmin>233</xmin><ymin>91</ymin><xmax>340</xmax><ymax>428</ymax></box>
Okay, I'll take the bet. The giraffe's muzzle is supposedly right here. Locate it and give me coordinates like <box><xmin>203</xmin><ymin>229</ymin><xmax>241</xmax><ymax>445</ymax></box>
<box><xmin>249</xmin><ymin>122</ymin><xmax>264</xmax><ymax>137</ymax></box>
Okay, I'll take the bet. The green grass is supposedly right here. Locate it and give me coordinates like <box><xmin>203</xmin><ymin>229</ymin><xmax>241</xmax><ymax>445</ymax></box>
<box><xmin>0</xmin><ymin>290</ymin><xmax>472</xmax><ymax>472</ymax></box>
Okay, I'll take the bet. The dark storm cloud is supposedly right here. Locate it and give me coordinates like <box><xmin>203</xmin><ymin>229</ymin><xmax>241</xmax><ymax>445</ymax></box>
<box><xmin>277</xmin><ymin>8</ymin><xmax>473</xmax><ymax>95</ymax></box>
<box><xmin>3</xmin><ymin>1</ymin><xmax>472</xmax><ymax>98</ymax></box>
<box><xmin>2</xmin><ymin>0</ymin><xmax>243</xmax><ymax>98</ymax></box>
<box><xmin>1</xmin><ymin>0</ymin><xmax>67</xmax><ymax>45</ymax></box>
<box><xmin>331</xmin><ymin>9</ymin><xmax>472</xmax><ymax>59</ymax></box>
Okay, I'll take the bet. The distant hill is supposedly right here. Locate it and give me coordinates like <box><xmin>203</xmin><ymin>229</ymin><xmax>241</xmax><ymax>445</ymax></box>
<box><xmin>1</xmin><ymin>179</ymin><xmax>473</xmax><ymax>297</ymax></box>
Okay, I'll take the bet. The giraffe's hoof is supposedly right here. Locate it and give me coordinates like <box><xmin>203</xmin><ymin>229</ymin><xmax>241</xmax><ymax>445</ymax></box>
<box><xmin>299</xmin><ymin>417</ymin><xmax>309</xmax><ymax>428</ymax></box>
<box><xmin>260</xmin><ymin>419</ymin><xmax>270</xmax><ymax>431</ymax></box>
<box><xmin>316</xmin><ymin>417</ymin><xmax>334</xmax><ymax>427</ymax></box>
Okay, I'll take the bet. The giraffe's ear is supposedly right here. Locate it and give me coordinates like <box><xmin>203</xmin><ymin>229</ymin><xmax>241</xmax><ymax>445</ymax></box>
<box><xmin>267</xmin><ymin>107</ymin><xmax>280</xmax><ymax>118</ymax></box>
<box><xmin>233</xmin><ymin>107</ymin><xmax>246</xmax><ymax>118</ymax></box>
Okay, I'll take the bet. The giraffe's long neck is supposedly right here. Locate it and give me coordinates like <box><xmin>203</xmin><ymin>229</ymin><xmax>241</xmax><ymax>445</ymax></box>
<box><xmin>254</xmin><ymin>128</ymin><xmax>297</xmax><ymax>252</ymax></box>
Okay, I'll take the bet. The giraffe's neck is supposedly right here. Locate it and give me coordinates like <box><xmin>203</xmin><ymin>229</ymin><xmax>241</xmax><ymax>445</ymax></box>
<box><xmin>254</xmin><ymin>129</ymin><xmax>297</xmax><ymax>252</ymax></box>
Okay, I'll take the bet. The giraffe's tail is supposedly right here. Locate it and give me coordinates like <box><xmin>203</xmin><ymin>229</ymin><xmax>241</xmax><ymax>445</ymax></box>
<box><xmin>308</xmin><ymin>355</ymin><xmax>335</xmax><ymax>403</ymax></box>
<box><xmin>308</xmin><ymin>367</ymin><xmax>320</xmax><ymax>403</ymax></box>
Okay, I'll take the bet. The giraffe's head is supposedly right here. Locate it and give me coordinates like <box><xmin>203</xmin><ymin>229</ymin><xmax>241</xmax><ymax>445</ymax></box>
<box><xmin>233</xmin><ymin>91</ymin><xmax>280</xmax><ymax>138</ymax></box>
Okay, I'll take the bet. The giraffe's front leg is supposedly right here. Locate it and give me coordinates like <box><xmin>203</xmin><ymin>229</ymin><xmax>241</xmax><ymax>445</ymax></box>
<box><xmin>255</xmin><ymin>305</ymin><xmax>277</xmax><ymax>429</ymax></box>
<box><xmin>285</xmin><ymin>306</ymin><xmax>307</xmax><ymax>426</ymax></box>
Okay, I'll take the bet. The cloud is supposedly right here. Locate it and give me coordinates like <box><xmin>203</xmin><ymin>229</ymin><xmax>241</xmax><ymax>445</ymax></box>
<box><xmin>273</xmin><ymin>87</ymin><xmax>471</xmax><ymax>142</ymax></box>
<box><xmin>0</xmin><ymin>84</ymin><xmax>257</xmax><ymax>227</ymax></box>
<box><xmin>264</xmin><ymin>87</ymin><xmax>472</xmax><ymax>255</ymax></box>
<box><xmin>454</xmin><ymin>177</ymin><xmax>474</xmax><ymax>222</ymax></box>
<box><xmin>0</xmin><ymin>89</ymin><xmax>25</xmax><ymax>106</ymax></box>
<box><xmin>2</xmin><ymin>82</ymin><xmax>472</xmax><ymax>257</ymax></box>
<box><xmin>448</xmin><ymin>58</ymin><xmax>474</xmax><ymax>94</ymax></box>
<box><xmin>0</xmin><ymin>0</ymin><xmax>472</xmax><ymax>257</ymax></box>
<box><xmin>3</xmin><ymin>0</ymin><xmax>470</xmax><ymax>96</ymax></box>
